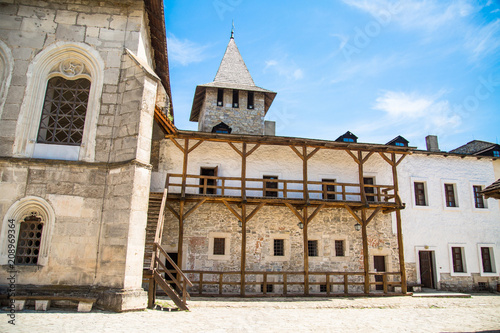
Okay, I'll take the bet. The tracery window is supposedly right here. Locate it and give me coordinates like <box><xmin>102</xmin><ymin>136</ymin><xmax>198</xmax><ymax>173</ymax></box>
<box><xmin>37</xmin><ymin>77</ymin><xmax>91</xmax><ymax>146</ymax></box>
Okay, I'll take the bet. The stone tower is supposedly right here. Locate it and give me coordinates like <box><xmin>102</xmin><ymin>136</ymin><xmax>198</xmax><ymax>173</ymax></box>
<box><xmin>189</xmin><ymin>33</ymin><xmax>276</xmax><ymax>135</ymax></box>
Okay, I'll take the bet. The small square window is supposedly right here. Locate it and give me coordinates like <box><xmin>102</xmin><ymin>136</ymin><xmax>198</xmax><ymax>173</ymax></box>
<box><xmin>335</xmin><ymin>240</ymin><xmax>345</xmax><ymax>257</ymax></box>
<box><xmin>308</xmin><ymin>240</ymin><xmax>318</xmax><ymax>257</ymax></box>
<box><xmin>320</xmin><ymin>284</ymin><xmax>327</xmax><ymax>292</ymax></box>
<box><xmin>493</xmin><ymin>151</ymin><xmax>499</xmax><ymax>157</ymax></box>
<box><xmin>274</xmin><ymin>239</ymin><xmax>284</xmax><ymax>256</ymax></box>
<box><xmin>260</xmin><ymin>284</ymin><xmax>273</xmax><ymax>293</ymax></box>
<box><xmin>322</xmin><ymin>179</ymin><xmax>336</xmax><ymax>200</ymax></box>
<box><xmin>213</xmin><ymin>238</ymin><xmax>225</xmax><ymax>255</ymax></box>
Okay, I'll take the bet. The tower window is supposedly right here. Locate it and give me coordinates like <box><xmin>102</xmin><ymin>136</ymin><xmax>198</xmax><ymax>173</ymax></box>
<box><xmin>247</xmin><ymin>91</ymin><xmax>254</xmax><ymax>109</ymax></box>
<box><xmin>217</xmin><ymin>89</ymin><xmax>224</xmax><ymax>106</ymax></box>
<box><xmin>37</xmin><ymin>77</ymin><xmax>90</xmax><ymax>146</ymax></box>
<box><xmin>232</xmin><ymin>90</ymin><xmax>239</xmax><ymax>108</ymax></box>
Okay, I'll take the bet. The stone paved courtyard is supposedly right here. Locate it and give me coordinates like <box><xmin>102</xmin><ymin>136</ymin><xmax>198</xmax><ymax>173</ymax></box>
<box><xmin>2</xmin><ymin>294</ymin><xmax>500</xmax><ymax>333</ymax></box>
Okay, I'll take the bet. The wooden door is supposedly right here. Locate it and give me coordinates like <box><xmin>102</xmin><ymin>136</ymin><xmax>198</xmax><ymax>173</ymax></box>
<box><xmin>363</xmin><ymin>177</ymin><xmax>375</xmax><ymax>202</ymax></box>
<box><xmin>200</xmin><ymin>167</ymin><xmax>217</xmax><ymax>194</ymax></box>
<box><xmin>373</xmin><ymin>255</ymin><xmax>386</xmax><ymax>291</ymax></box>
<box><xmin>419</xmin><ymin>251</ymin><xmax>435</xmax><ymax>289</ymax></box>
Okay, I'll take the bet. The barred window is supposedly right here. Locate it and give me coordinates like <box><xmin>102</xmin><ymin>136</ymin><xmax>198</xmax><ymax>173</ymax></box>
<box><xmin>15</xmin><ymin>213</ymin><xmax>44</xmax><ymax>265</ymax></box>
<box><xmin>37</xmin><ymin>77</ymin><xmax>90</xmax><ymax>146</ymax></box>
<box><xmin>335</xmin><ymin>240</ymin><xmax>345</xmax><ymax>257</ymax></box>
<box><xmin>213</xmin><ymin>238</ymin><xmax>225</xmax><ymax>255</ymax></box>
<box><xmin>274</xmin><ymin>239</ymin><xmax>284</xmax><ymax>256</ymax></box>
<box><xmin>308</xmin><ymin>240</ymin><xmax>318</xmax><ymax>257</ymax></box>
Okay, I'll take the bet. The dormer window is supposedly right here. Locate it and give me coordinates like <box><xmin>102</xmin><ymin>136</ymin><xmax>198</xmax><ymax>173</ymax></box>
<box><xmin>232</xmin><ymin>90</ymin><xmax>239</xmax><ymax>108</ymax></box>
<box><xmin>217</xmin><ymin>88</ymin><xmax>224</xmax><ymax>106</ymax></box>
<box><xmin>335</xmin><ymin>131</ymin><xmax>358</xmax><ymax>143</ymax></box>
<box><xmin>247</xmin><ymin>91</ymin><xmax>254</xmax><ymax>109</ymax></box>
<box><xmin>386</xmin><ymin>135</ymin><xmax>409</xmax><ymax>147</ymax></box>
<box><xmin>211</xmin><ymin>122</ymin><xmax>232</xmax><ymax>134</ymax></box>
<box><xmin>494</xmin><ymin>151</ymin><xmax>500</xmax><ymax>157</ymax></box>
<box><xmin>395</xmin><ymin>142</ymin><xmax>404</xmax><ymax>146</ymax></box>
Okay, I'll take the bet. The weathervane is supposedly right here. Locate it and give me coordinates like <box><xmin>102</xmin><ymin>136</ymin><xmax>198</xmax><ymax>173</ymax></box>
<box><xmin>231</xmin><ymin>20</ymin><xmax>234</xmax><ymax>39</ymax></box>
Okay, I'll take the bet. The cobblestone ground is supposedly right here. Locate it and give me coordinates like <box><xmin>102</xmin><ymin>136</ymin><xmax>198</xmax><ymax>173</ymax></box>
<box><xmin>2</xmin><ymin>294</ymin><xmax>500</xmax><ymax>333</ymax></box>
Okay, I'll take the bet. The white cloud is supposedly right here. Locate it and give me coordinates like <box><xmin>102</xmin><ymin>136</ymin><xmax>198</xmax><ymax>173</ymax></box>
<box><xmin>465</xmin><ymin>19</ymin><xmax>500</xmax><ymax>61</ymax></box>
<box><xmin>167</xmin><ymin>34</ymin><xmax>209</xmax><ymax>66</ymax></box>
<box><xmin>264</xmin><ymin>57</ymin><xmax>304</xmax><ymax>80</ymax></box>
<box><xmin>342</xmin><ymin>0</ymin><xmax>476</xmax><ymax>31</ymax></box>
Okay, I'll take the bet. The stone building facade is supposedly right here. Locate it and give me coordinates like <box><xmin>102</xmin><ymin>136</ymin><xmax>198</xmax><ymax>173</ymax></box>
<box><xmin>0</xmin><ymin>0</ymin><xmax>171</xmax><ymax>311</ymax></box>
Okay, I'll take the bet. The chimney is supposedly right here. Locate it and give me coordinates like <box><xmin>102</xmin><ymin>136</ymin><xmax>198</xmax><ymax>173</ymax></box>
<box><xmin>264</xmin><ymin>121</ymin><xmax>275</xmax><ymax>136</ymax></box>
<box><xmin>425</xmin><ymin>135</ymin><xmax>440</xmax><ymax>152</ymax></box>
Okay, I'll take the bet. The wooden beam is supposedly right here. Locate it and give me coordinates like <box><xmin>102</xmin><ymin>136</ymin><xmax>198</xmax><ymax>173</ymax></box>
<box><xmin>365</xmin><ymin>207</ymin><xmax>381</xmax><ymax>226</ymax></box>
<box><xmin>177</xmin><ymin>200</ymin><xmax>185</xmax><ymax>271</ymax></box>
<box><xmin>345</xmin><ymin>205</ymin><xmax>363</xmax><ymax>225</ymax></box>
<box><xmin>358</xmin><ymin>150</ymin><xmax>367</xmax><ymax>204</ymax></box>
<box><xmin>303</xmin><ymin>206</ymin><xmax>309</xmax><ymax>295</ymax></box>
<box><xmin>169</xmin><ymin>137</ymin><xmax>185</xmax><ymax>153</ymax></box>
<box><xmin>289</xmin><ymin>145</ymin><xmax>304</xmax><ymax>160</ymax></box>
<box><xmin>345</xmin><ymin>149</ymin><xmax>360</xmax><ymax>164</ymax></box>
<box><xmin>222</xmin><ymin>200</ymin><xmax>242</xmax><ymax>221</ymax></box>
<box><xmin>285</xmin><ymin>203</ymin><xmax>304</xmax><ymax>223</ymax></box>
<box><xmin>246</xmin><ymin>202</ymin><xmax>265</xmax><ymax>222</ymax></box>
<box><xmin>241</xmin><ymin>143</ymin><xmax>247</xmax><ymax>201</ymax></box>
<box><xmin>165</xmin><ymin>201</ymin><xmax>180</xmax><ymax>220</ymax></box>
<box><xmin>378</xmin><ymin>152</ymin><xmax>394</xmax><ymax>166</ymax></box>
<box><xmin>395</xmin><ymin>154</ymin><xmax>406</xmax><ymax>167</ymax></box>
<box><xmin>228</xmin><ymin>142</ymin><xmax>243</xmax><ymax>157</ymax></box>
<box><xmin>361</xmin><ymin>208</ymin><xmax>370</xmax><ymax>294</ymax></box>
<box><xmin>391</xmin><ymin>152</ymin><xmax>407</xmax><ymax>294</ymax></box>
<box><xmin>303</xmin><ymin>146</ymin><xmax>309</xmax><ymax>201</ymax></box>
<box><xmin>306</xmin><ymin>204</ymin><xmax>325</xmax><ymax>224</ymax></box>
<box><xmin>183</xmin><ymin>198</ymin><xmax>207</xmax><ymax>220</ymax></box>
<box><xmin>246</xmin><ymin>143</ymin><xmax>260</xmax><ymax>157</ymax></box>
<box><xmin>306</xmin><ymin>147</ymin><xmax>320</xmax><ymax>160</ymax></box>
<box><xmin>362</xmin><ymin>151</ymin><xmax>374</xmax><ymax>164</ymax></box>
<box><xmin>187</xmin><ymin>140</ymin><xmax>203</xmax><ymax>154</ymax></box>
<box><xmin>180</xmin><ymin>139</ymin><xmax>189</xmax><ymax>198</ymax></box>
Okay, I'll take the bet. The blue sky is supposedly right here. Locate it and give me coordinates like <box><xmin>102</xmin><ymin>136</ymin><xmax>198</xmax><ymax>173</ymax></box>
<box><xmin>164</xmin><ymin>0</ymin><xmax>500</xmax><ymax>151</ymax></box>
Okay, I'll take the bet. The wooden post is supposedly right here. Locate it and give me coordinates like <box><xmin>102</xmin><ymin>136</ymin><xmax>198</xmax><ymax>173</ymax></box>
<box><xmin>303</xmin><ymin>146</ymin><xmax>308</xmax><ymax>202</ymax></box>
<box><xmin>180</xmin><ymin>139</ymin><xmax>189</xmax><ymax>198</ymax></box>
<box><xmin>177</xmin><ymin>200</ymin><xmax>185</xmax><ymax>271</ymax></box>
<box><xmin>240</xmin><ymin>204</ymin><xmax>246</xmax><ymax>296</ymax></box>
<box><xmin>391</xmin><ymin>152</ymin><xmax>407</xmax><ymax>294</ymax></box>
<box><xmin>361</xmin><ymin>208</ymin><xmax>370</xmax><ymax>294</ymax></box>
<box><xmin>303</xmin><ymin>206</ymin><xmax>309</xmax><ymax>295</ymax></box>
<box><xmin>358</xmin><ymin>151</ymin><xmax>367</xmax><ymax>204</ymax></box>
<box><xmin>242</xmin><ymin>143</ymin><xmax>247</xmax><ymax>201</ymax></box>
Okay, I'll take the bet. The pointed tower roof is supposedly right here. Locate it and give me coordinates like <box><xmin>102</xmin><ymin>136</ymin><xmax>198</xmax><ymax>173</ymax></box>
<box><xmin>190</xmin><ymin>36</ymin><xmax>276</xmax><ymax>122</ymax></box>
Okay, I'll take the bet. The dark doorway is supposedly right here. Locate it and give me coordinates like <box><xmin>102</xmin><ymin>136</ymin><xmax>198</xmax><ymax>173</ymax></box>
<box><xmin>263</xmin><ymin>175</ymin><xmax>278</xmax><ymax>197</ymax></box>
<box><xmin>165</xmin><ymin>252</ymin><xmax>179</xmax><ymax>289</ymax></box>
<box><xmin>419</xmin><ymin>251</ymin><xmax>435</xmax><ymax>289</ymax></box>
<box><xmin>373</xmin><ymin>255</ymin><xmax>386</xmax><ymax>291</ymax></box>
<box><xmin>363</xmin><ymin>177</ymin><xmax>375</xmax><ymax>202</ymax></box>
<box><xmin>200</xmin><ymin>167</ymin><xmax>217</xmax><ymax>194</ymax></box>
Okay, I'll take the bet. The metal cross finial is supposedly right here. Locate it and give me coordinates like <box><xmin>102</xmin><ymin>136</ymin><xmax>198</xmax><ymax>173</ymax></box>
<box><xmin>231</xmin><ymin>20</ymin><xmax>234</xmax><ymax>39</ymax></box>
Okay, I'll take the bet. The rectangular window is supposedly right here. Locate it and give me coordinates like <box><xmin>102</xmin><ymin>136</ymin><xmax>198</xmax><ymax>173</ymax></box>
<box><xmin>308</xmin><ymin>240</ymin><xmax>318</xmax><ymax>257</ymax></box>
<box><xmin>263</xmin><ymin>176</ymin><xmax>278</xmax><ymax>197</ymax></box>
<box><xmin>414</xmin><ymin>182</ymin><xmax>426</xmax><ymax>206</ymax></box>
<box><xmin>232</xmin><ymin>90</ymin><xmax>239</xmax><ymax>108</ymax></box>
<box><xmin>481</xmin><ymin>247</ymin><xmax>493</xmax><ymax>273</ymax></box>
<box><xmin>274</xmin><ymin>239</ymin><xmax>284</xmax><ymax>256</ymax></box>
<box><xmin>213</xmin><ymin>238</ymin><xmax>225</xmax><ymax>255</ymax></box>
<box><xmin>260</xmin><ymin>284</ymin><xmax>273</xmax><ymax>293</ymax></box>
<box><xmin>473</xmin><ymin>186</ymin><xmax>485</xmax><ymax>209</ymax></box>
<box><xmin>247</xmin><ymin>91</ymin><xmax>254</xmax><ymax>109</ymax></box>
<box><xmin>335</xmin><ymin>240</ymin><xmax>345</xmax><ymax>257</ymax></box>
<box><xmin>15</xmin><ymin>215</ymin><xmax>44</xmax><ymax>265</ymax></box>
<box><xmin>444</xmin><ymin>184</ymin><xmax>457</xmax><ymax>207</ymax></box>
<box><xmin>452</xmin><ymin>247</ymin><xmax>464</xmax><ymax>273</ymax></box>
<box><xmin>320</xmin><ymin>284</ymin><xmax>327</xmax><ymax>292</ymax></box>
<box><xmin>363</xmin><ymin>177</ymin><xmax>375</xmax><ymax>202</ymax></box>
<box><xmin>200</xmin><ymin>167</ymin><xmax>217</xmax><ymax>195</ymax></box>
<box><xmin>217</xmin><ymin>89</ymin><xmax>224</xmax><ymax>106</ymax></box>
<box><xmin>322</xmin><ymin>179</ymin><xmax>336</xmax><ymax>200</ymax></box>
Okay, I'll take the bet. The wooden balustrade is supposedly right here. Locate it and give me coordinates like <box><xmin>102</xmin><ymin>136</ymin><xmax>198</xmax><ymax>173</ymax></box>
<box><xmin>160</xmin><ymin>270</ymin><xmax>403</xmax><ymax>296</ymax></box>
<box><xmin>165</xmin><ymin>174</ymin><xmax>396</xmax><ymax>203</ymax></box>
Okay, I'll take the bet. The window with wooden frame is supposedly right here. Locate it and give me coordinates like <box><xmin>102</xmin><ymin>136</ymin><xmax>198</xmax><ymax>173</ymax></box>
<box><xmin>414</xmin><ymin>182</ymin><xmax>427</xmax><ymax>206</ymax></box>
<box><xmin>452</xmin><ymin>247</ymin><xmax>464</xmax><ymax>273</ymax></box>
<box><xmin>335</xmin><ymin>240</ymin><xmax>345</xmax><ymax>257</ymax></box>
<box><xmin>444</xmin><ymin>184</ymin><xmax>457</xmax><ymax>207</ymax></box>
<box><xmin>263</xmin><ymin>175</ymin><xmax>278</xmax><ymax>197</ymax></box>
<box><xmin>473</xmin><ymin>185</ymin><xmax>485</xmax><ymax>209</ymax></box>
<box><xmin>37</xmin><ymin>77</ymin><xmax>90</xmax><ymax>146</ymax></box>
<box><xmin>217</xmin><ymin>88</ymin><xmax>224</xmax><ymax>106</ymax></box>
<box><xmin>260</xmin><ymin>284</ymin><xmax>273</xmax><ymax>293</ymax></box>
<box><xmin>308</xmin><ymin>240</ymin><xmax>318</xmax><ymax>257</ymax></box>
<box><xmin>213</xmin><ymin>238</ymin><xmax>225</xmax><ymax>255</ymax></box>
<box><xmin>273</xmin><ymin>239</ymin><xmax>285</xmax><ymax>256</ymax></box>
<box><xmin>322</xmin><ymin>179</ymin><xmax>336</xmax><ymax>200</ymax></box>
<box><xmin>363</xmin><ymin>177</ymin><xmax>375</xmax><ymax>202</ymax></box>
<box><xmin>199</xmin><ymin>167</ymin><xmax>218</xmax><ymax>195</ymax></box>
<box><xmin>15</xmin><ymin>213</ymin><xmax>44</xmax><ymax>265</ymax></box>
<box><xmin>247</xmin><ymin>91</ymin><xmax>254</xmax><ymax>109</ymax></box>
<box><xmin>481</xmin><ymin>247</ymin><xmax>493</xmax><ymax>273</ymax></box>
<box><xmin>232</xmin><ymin>89</ymin><xmax>239</xmax><ymax>108</ymax></box>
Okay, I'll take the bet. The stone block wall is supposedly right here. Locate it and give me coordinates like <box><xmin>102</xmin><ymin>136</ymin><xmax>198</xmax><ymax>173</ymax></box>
<box><xmin>198</xmin><ymin>87</ymin><xmax>266</xmax><ymax>135</ymax></box>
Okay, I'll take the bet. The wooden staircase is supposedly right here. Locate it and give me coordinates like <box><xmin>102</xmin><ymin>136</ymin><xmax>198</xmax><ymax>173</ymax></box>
<box><xmin>143</xmin><ymin>191</ymin><xmax>192</xmax><ymax>311</ymax></box>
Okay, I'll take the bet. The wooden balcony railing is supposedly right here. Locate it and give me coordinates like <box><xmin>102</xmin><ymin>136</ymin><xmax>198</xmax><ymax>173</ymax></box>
<box><xmin>160</xmin><ymin>270</ymin><xmax>404</xmax><ymax>296</ymax></box>
<box><xmin>166</xmin><ymin>174</ymin><xmax>397</xmax><ymax>203</ymax></box>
